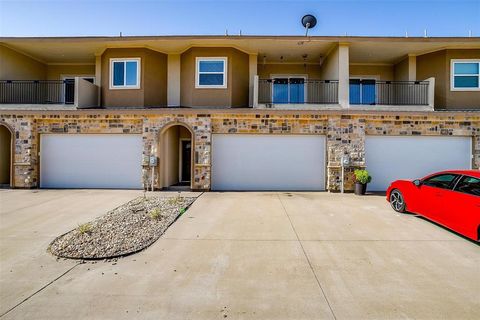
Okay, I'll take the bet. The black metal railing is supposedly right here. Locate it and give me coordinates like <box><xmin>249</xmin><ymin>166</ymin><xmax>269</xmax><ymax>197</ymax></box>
<box><xmin>258</xmin><ymin>79</ymin><xmax>338</xmax><ymax>104</ymax></box>
<box><xmin>350</xmin><ymin>80</ymin><xmax>429</xmax><ymax>106</ymax></box>
<box><xmin>0</xmin><ymin>80</ymin><xmax>75</xmax><ymax>104</ymax></box>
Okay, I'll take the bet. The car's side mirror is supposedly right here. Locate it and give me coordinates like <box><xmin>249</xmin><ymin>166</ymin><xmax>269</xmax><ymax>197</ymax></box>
<box><xmin>413</xmin><ymin>179</ymin><xmax>422</xmax><ymax>187</ymax></box>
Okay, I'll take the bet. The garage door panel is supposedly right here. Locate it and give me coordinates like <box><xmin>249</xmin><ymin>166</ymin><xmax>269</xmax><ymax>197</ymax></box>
<box><xmin>365</xmin><ymin>136</ymin><xmax>471</xmax><ymax>191</ymax></box>
<box><xmin>212</xmin><ymin>134</ymin><xmax>325</xmax><ymax>191</ymax></box>
<box><xmin>40</xmin><ymin>134</ymin><xmax>142</xmax><ymax>189</ymax></box>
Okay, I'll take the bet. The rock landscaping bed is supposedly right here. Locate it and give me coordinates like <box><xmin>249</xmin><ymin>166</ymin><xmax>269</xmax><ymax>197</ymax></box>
<box><xmin>49</xmin><ymin>195</ymin><xmax>196</xmax><ymax>260</ymax></box>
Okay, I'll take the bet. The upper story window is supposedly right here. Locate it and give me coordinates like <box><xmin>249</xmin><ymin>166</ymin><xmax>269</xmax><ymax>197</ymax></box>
<box><xmin>195</xmin><ymin>57</ymin><xmax>227</xmax><ymax>88</ymax></box>
<box><xmin>110</xmin><ymin>58</ymin><xmax>140</xmax><ymax>89</ymax></box>
<box><xmin>451</xmin><ymin>60</ymin><xmax>480</xmax><ymax>91</ymax></box>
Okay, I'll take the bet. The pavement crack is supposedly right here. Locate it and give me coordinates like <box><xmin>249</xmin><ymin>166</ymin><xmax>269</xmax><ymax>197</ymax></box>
<box><xmin>0</xmin><ymin>262</ymin><xmax>81</xmax><ymax>318</ymax></box>
<box><xmin>277</xmin><ymin>193</ymin><xmax>337</xmax><ymax>320</ymax></box>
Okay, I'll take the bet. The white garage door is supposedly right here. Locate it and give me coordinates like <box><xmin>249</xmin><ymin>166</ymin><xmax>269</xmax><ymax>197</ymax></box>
<box><xmin>365</xmin><ymin>136</ymin><xmax>471</xmax><ymax>191</ymax></box>
<box><xmin>40</xmin><ymin>134</ymin><xmax>143</xmax><ymax>189</ymax></box>
<box><xmin>212</xmin><ymin>134</ymin><xmax>326</xmax><ymax>190</ymax></box>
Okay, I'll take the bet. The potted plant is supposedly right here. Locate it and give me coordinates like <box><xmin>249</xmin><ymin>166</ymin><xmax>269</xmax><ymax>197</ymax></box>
<box><xmin>354</xmin><ymin>169</ymin><xmax>372</xmax><ymax>195</ymax></box>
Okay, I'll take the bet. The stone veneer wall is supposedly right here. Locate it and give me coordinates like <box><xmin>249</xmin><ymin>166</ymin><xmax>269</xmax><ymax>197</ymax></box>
<box><xmin>1</xmin><ymin>111</ymin><xmax>479</xmax><ymax>191</ymax></box>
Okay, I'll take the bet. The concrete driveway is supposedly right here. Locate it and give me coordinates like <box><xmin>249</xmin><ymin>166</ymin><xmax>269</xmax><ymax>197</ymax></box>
<box><xmin>0</xmin><ymin>190</ymin><xmax>478</xmax><ymax>319</ymax></box>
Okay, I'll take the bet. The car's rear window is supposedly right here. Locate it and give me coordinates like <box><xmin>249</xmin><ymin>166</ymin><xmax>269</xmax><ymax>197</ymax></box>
<box><xmin>454</xmin><ymin>176</ymin><xmax>480</xmax><ymax>196</ymax></box>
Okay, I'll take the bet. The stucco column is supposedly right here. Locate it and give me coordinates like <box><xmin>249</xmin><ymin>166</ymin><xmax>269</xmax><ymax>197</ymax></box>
<box><xmin>95</xmin><ymin>55</ymin><xmax>102</xmax><ymax>106</ymax></box>
<box><xmin>167</xmin><ymin>54</ymin><xmax>181</xmax><ymax>107</ymax></box>
<box><xmin>408</xmin><ymin>55</ymin><xmax>417</xmax><ymax>81</ymax></box>
<box><xmin>338</xmin><ymin>43</ymin><xmax>350</xmax><ymax>108</ymax></box>
<box><xmin>249</xmin><ymin>54</ymin><xmax>258</xmax><ymax>107</ymax></box>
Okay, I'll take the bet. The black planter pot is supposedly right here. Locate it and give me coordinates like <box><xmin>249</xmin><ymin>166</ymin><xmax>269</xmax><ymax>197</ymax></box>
<box><xmin>354</xmin><ymin>182</ymin><xmax>367</xmax><ymax>195</ymax></box>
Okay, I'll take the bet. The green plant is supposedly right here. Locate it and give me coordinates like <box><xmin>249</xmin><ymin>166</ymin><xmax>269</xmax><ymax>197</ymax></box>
<box><xmin>149</xmin><ymin>208</ymin><xmax>162</xmax><ymax>220</ymax></box>
<box><xmin>77</xmin><ymin>223</ymin><xmax>92</xmax><ymax>235</ymax></box>
<box><xmin>354</xmin><ymin>169</ymin><xmax>372</xmax><ymax>185</ymax></box>
<box><xmin>167</xmin><ymin>195</ymin><xmax>182</xmax><ymax>206</ymax></box>
<box><xmin>179</xmin><ymin>208</ymin><xmax>186</xmax><ymax>215</ymax></box>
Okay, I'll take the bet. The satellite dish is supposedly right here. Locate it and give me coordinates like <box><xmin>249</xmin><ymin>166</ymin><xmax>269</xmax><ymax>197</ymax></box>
<box><xmin>301</xmin><ymin>14</ymin><xmax>317</xmax><ymax>36</ymax></box>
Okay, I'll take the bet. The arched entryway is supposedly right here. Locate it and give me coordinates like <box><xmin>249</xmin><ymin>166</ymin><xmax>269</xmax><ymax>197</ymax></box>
<box><xmin>0</xmin><ymin>124</ymin><xmax>13</xmax><ymax>188</ymax></box>
<box><xmin>158</xmin><ymin>123</ymin><xmax>194</xmax><ymax>190</ymax></box>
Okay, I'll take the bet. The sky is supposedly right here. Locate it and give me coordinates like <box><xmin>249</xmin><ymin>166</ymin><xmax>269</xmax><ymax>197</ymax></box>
<box><xmin>0</xmin><ymin>0</ymin><xmax>479</xmax><ymax>37</ymax></box>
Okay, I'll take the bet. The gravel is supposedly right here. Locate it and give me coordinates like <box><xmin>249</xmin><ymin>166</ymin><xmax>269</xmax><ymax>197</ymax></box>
<box><xmin>49</xmin><ymin>195</ymin><xmax>196</xmax><ymax>260</ymax></box>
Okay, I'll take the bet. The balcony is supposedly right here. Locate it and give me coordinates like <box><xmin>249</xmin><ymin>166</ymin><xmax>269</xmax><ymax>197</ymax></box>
<box><xmin>253</xmin><ymin>76</ymin><xmax>434</xmax><ymax>110</ymax></box>
<box><xmin>255</xmin><ymin>77</ymin><xmax>339</xmax><ymax>109</ymax></box>
<box><xmin>0</xmin><ymin>78</ymin><xmax>99</xmax><ymax>109</ymax></box>
<box><xmin>349</xmin><ymin>80</ymin><xmax>433</xmax><ymax>108</ymax></box>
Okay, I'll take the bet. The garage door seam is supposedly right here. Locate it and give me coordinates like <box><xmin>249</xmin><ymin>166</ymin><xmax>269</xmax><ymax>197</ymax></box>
<box><xmin>277</xmin><ymin>194</ymin><xmax>337</xmax><ymax>320</ymax></box>
<box><xmin>0</xmin><ymin>263</ymin><xmax>80</xmax><ymax>318</ymax></box>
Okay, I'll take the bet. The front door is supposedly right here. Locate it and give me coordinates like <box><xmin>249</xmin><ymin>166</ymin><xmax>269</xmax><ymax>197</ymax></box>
<box><xmin>419</xmin><ymin>173</ymin><xmax>459</xmax><ymax>221</ymax></box>
<box><xmin>180</xmin><ymin>140</ymin><xmax>191</xmax><ymax>182</ymax></box>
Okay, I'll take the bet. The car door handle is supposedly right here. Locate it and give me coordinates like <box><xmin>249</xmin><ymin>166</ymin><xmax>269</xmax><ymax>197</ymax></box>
<box><xmin>435</xmin><ymin>193</ymin><xmax>443</xmax><ymax>197</ymax></box>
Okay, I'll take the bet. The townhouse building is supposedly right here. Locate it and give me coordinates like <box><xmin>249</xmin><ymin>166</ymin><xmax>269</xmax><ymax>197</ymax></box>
<box><xmin>0</xmin><ymin>35</ymin><xmax>479</xmax><ymax>191</ymax></box>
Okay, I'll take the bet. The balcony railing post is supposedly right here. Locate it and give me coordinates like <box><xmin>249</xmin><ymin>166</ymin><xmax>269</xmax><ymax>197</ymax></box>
<box><xmin>426</xmin><ymin>77</ymin><xmax>435</xmax><ymax>108</ymax></box>
<box><xmin>253</xmin><ymin>75</ymin><xmax>259</xmax><ymax>108</ymax></box>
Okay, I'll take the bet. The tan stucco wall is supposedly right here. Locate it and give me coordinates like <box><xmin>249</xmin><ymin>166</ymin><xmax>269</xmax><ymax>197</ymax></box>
<box><xmin>445</xmin><ymin>49</ymin><xmax>480</xmax><ymax>110</ymax></box>
<box><xmin>101</xmin><ymin>48</ymin><xmax>167</xmax><ymax>108</ymax></box>
<box><xmin>0</xmin><ymin>125</ymin><xmax>11</xmax><ymax>184</ymax></box>
<box><xmin>257</xmin><ymin>64</ymin><xmax>322</xmax><ymax>79</ymax></box>
<box><xmin>416</xmin><ymin>50</ymin><xmax>447</xmax><ymax>108</ymax></box>
<box><xmin>350</xmin><ymin>64</ymin><xmax>394</xmax><ymax>80</ymax></box>
<box><xmin>143</xmin><ymin>49</ymin><xmax>168</xmax><ymax>107</ymax></box>
<box><xmin>180</xmin><ymin>47</ymin><xmax>249</xmax><ymax>107</ymax></box>
<box><xmin>319</xmin><ymin>46</ymin><xmax>339</xmax><ymax>80</ymax></box>
<box><xmin>231</xmin><ymin>50</ymin><xmax>250</xmax><ymax>107</ymax></box>
<box><xmin>0</xmin><ymin>45</ymin><xmax>46</xmax><ymax>80</ymax></box>
<box><xmin>393</xmin><ymin>58</ymin><xmax>409</xmax><ymax>81</ymax></box>
<box><xmin>46</xmin><ymin>65</ymin><xmax>95</xmax><ymax>80</ymax></box>
<box><xmin>76</xmin><ymin>78</ymin><xmax>99</xmax><ymax>108</ymax></box>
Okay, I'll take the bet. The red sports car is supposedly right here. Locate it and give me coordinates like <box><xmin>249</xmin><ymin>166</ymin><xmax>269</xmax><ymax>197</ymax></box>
<box><xmin>386</xmin><ymin>170</ymin><xmax>480</xmax><ymax>242</ymax></box>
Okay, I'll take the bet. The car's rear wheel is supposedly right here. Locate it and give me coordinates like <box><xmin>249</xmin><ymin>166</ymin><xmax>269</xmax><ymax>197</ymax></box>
<box><xmin>390</xmin><ymin>189</ymin><xmax>406</xmax><ymax>213</ymax></box>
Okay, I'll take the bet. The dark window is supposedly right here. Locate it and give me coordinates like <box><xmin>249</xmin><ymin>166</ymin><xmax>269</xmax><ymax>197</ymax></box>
<box><xmin>422</xmin><ymin>174</ymin><xmax>458</xmax><ymax>190</ymax></box>
<box><xmin>454</xmin><ymin>176</ymin><xmax>480</xmax><ymax>196</ymax></box>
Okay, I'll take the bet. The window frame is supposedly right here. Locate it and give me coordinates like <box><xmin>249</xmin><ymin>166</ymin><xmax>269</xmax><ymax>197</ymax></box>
<box><xmin>195</xmin><ymin>57</ymin><xmax>228</xmax><ymax>89</ymax></box>
<box><xmin>450</xmin><ymin>59</ymin><xmax>480</xmax><ymax>92</ymax></box>
<box><xmin>109</xmin><ymin>58</ymin><xmax>141</xmax><ymax>90</ymax></box>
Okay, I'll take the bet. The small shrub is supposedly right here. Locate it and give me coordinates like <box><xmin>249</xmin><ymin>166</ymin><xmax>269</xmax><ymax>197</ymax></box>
<box><xmin>167</xmin><ymin>195</ymin><xmax>183</xmax><ymax>206</ymax></box>
<box><xmin>179</xmin><ymin>208</ymin><xmax>186</xmax><ymax>215</ymax></box>
<box><xmin>149</xmin><ymin>208</ymin><xmax>162</xmax><ymax>220</ymax></box>
<box><xmin>77</xmin><ymin>223</ymin><xmax>92</xmax><ymax>235</ymax></box>
<box><xmin>354</xmin><ymin>169</ymin><xmax>372</xmax><ymax>184</ymax></box>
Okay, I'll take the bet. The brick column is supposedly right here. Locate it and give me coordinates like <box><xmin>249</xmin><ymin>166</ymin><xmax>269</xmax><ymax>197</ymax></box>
<box><xmin>2</xmin><ymin>116</ymin><xmax>37</xmax><ymax>188</ymax></box>
<box><xmin>326</xmin><ymin>115</ymin><xmax>366</xmax><ymax>191</ymax></box>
